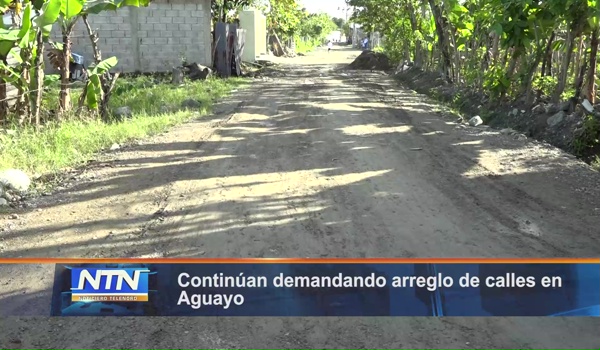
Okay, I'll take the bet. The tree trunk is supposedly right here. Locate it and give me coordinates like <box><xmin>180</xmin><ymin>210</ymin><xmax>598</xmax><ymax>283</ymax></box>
<box><xmin>16</xmin><ymin>48</ymin><xmax>32</xmax><ymax>124</ymax></box>
<box><xmin>0</xmin><ymin>81</ymin><xmax>8</xmax><ymax>125</ymax></box>
<box><xmin>501</xmin><ymin>47</ymin><xmax>510</xmax><ymax>70</ymax></box>
<box><xmin>428</xmin><ymin>0</ymin><xmax>451</xmax><ymax>81</ymax></box>
<box><xmin>571</xmin><ymin>54</ymin><xmax>588</xmax><ymax>113</ymax></box>
<box><xmin>491</xmin><ymin>32</ymin><xmax>500</xmax><ymax>65</ymax></box>
<box><xmin>83</xmin><ymin>15</ymin><xmax>102</xmax><ymax>64</ymax></box>
<box><xmin>407</xmin><ymin>2</ymin><xmax>422</xmax><ymax>67</ymax></box>
<box><xmin>554</xmin><ymin>26</ymin><xmax>576</xmax><ymax>102</ymax></box>
<box><xmin>553</xmin><ymin>50</ymin><xmax>560</xmax><ymax>77</ymax></box>
<box><xmin>506</xmin><ymin>47</ymin><xmax>521</xmax><ymax>79</ymax></box>
<box><xmin>83</xmin><ymin>14</ymin><xmax>116</xmax><ymax>117</ymax></box>
<box><xmin>479</xmin><ymin>36</ymin><xmax>489</xmax><ymax>89</ymax></box>
<box><xmin>430</xmin><ymin>46</ymin><xmax>435</xmax><ymax>69</ymax></box>
<box><xmin>523</xmin><ymin>46</ymin><xmax>545</xmax><ymax>105</ymax></box>
<box><xmin>501</xmin><ymin>47</ymin><xmax>522</xmax><ymax>98</ymax></box>
<box><xmin>448</xmin><ymin>25</ymin><xmax>461</xmax><ymax>83</ymax></box>
<box><xmin>573</xmin><ymin>35</ymin><xmax>584</xmax><ymax>83</ymax></box>
<box><xmin>541</xmin><ymin>31</ymin><xmax>555</xmax><ymax>77</ymax></box>
<box><xmin>101</xmin><ymin>72</ymin><xmax>120</xmax><ymax>122</ymax></box>
<box><xmin>404</xmin><ymin>42</ymin><xmax>411</xmax><ymax>62</ymax></box>
<box><xmin>585</xmin><ymin>28</ymin><xmax>599</xmax><ymax>103</ymax></box>
<box><xmin>59</xmin><ymin>22</ymin><xmax>76</xmax><ymax>115</ymax></box>
<box><xmin>420</xmin><ymin>1</ymin><xmax>429</xmax><ymax>67</ymax></box>
<box><xmin>32</xmin><ymin>28</ymin><xmax>45</xmax><ymax>126</ymax></box>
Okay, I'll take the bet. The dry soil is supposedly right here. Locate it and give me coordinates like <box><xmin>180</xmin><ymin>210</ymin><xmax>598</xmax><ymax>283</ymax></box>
<box><xmin>1</xmin><ymin>46</ymin><xmax>599</xmax><ymax>349</ymax></box>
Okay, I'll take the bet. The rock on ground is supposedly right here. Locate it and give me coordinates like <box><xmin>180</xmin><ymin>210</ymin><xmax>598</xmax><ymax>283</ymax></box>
<box><xmin>547</xmin><ymin>111</ymin><xmax>566</xmax><ymax>127</ymax></box>
<box><xmin>0</xmin><ymin>169</ymin><xmax>30</xmax><ymax>193</ymax></box>
<box><xmin>469</xmin><ymin>116</ymin><xmax>483</xmax><ymax>126</ymax></box>
<box><xmin>560</xmin><ymin>101</ymin><xmax>571</xmax><ymax>112</ymax></box>
<box><xmin>545</xmin><ymin>104</ymin><xmax>559</xmax><ymax>114</ymax></box>
<box><xmin>0</xmin><ymin>197</ymin><xmax>8</xmax><ymax>206</ymax></box>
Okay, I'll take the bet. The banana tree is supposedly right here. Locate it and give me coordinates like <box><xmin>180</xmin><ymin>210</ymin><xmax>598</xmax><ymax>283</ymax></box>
<box><xmin>56</xmin><ymin>0</ymin><xmax>151</xmax><ymax>115</ymax></box>
<box><xmin>33</xmin><ymin>0</ymin><xmax>62</xmax><ymax>123</ymax></box>
<box><xmin>81</xmin><ymin>55</ymin><xmax>117</xmax><ymax>116</ymax></box>
<box><xmin>0</xmin><ymin>0</ymin><xmax>60</xmax><ymax>124</ymax></box>
<box><xmin>55</xmin><ymin>0</ymin><xmax>83</xmax><ymax>114</ymax></box>
<box><xmin>0</xmin><ymin>29</ymin><xmax>20</xmax><ymax>120</ymax></box>
<box><xmin>1</xmin><ymin>0</ymin><xmax>24</xmax><ymax>120</ymax></box>
<box><xmin>82</xmin><ymin>0</ymin><xmax>150</xmax><ymax>119</ymax></box>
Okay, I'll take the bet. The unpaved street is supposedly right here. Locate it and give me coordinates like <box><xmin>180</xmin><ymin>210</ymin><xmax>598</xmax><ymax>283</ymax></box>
<box><xmin>1</xmin><ymin>47</ymin><xmax>600</xmax><ymax>348</ymax></box>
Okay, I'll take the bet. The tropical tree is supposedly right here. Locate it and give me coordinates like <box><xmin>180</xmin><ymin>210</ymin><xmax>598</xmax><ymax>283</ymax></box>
<box><xmin>298</xmin><ymin>13</ymin><xmax>337</xmax><ymax>41</ymax></box>
<box><xmin>346</xmin><ymin>0</ymin><xmax>600</xmax><ymax>156</ymax></box>
<box><xmin>266</xmin><ymin>0</ymin><xmax>302</xmax><ymax>40</ymax></box>
<box><xmin>347</xmin><ymin>0</ymin><xmax>600</xmax><ymax>107</ymax></box>
<box><xmin>332</xmin><ymin>17</ymin><xmax>344</xmax><ymax>29</ymax></box>
<box><xmin>54</xmin><ymin>0</ymin><xmax>151</xmax><ymax>115</ymax></box>
<box><xmin>0</xmin><ymin>0</ymin><xmax>150</xmax><ymax>125</ymax></box>
<box><xmin>211</xmin><ymin>0</ymin><xmax>262</xmax><ymax>23</ymax></box>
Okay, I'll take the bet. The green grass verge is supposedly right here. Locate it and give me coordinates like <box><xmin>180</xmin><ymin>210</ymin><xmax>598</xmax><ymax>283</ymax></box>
<box><xmin>295</xmin><ymin>38</ymin><xmax>321</xmax><ymax>54</ymax></box>
<box><xmin>0</xmin><ymin>76</ymin><xmax>248</xmax><ymax>176</ymax></box>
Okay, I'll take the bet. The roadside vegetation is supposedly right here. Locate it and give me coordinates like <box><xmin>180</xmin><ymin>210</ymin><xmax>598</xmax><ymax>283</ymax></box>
<box><xmin>0</xmin><ymin>0</ymin><xmax>248</xmax><ymax>179</ymax></box>
<box><xmin>294</xmin><ymin>13</ymin><xmax>339</xmax><ymax>53</ymax></box>
<box><xmin>349</xmin><ymin>0</ymin><xmax>600</xmax><ymax>163</ymax></box>
<box><xmin>0</xmin><ymin>0</ymin><xmax>341</xmax><ymax>182</ymax></box>
<box><xmin>266</xmin><ymin>0</ymin><xmax>338</xmax><ymax>53</ymax></box>
<box><xmin>1</xmin><ymin>77</ymin><xmax>246</xmax><ymax>175</ymax></box>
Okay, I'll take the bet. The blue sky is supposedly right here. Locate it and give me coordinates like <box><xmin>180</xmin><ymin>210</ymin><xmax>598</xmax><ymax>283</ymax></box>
<box><xmin>299</xmin><ymin>0</ymin><xmax>352</xmax><ymax>18</ymax></box>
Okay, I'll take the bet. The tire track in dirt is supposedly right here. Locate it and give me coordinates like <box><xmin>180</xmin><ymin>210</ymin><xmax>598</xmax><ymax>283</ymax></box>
<box><xmin>1</xmin><ymin>47</ymin><xmax>600</xmax><ymax>349</ymax></box>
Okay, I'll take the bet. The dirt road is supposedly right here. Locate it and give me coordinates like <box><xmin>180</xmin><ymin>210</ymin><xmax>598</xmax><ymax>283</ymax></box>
<box><xmin>1</xmin><ymin>46</ymin><xmax>600</xmax><ymax>348</ymax></box>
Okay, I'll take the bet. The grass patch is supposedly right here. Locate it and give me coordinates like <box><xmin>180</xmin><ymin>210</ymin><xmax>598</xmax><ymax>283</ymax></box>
<box><xmin>0</xmin><ymin>76</ymin><xmax>248</xmax><ymax>176</ymax></box>
<box><xmin>295</xmin><ymin>38</ymin><xmax>320</xmax><ymax>54</ymax></box>
<box><xmin>572</xmin><ymin>114</ymin><xmax>600</xmax><ymax>157</ymax></box>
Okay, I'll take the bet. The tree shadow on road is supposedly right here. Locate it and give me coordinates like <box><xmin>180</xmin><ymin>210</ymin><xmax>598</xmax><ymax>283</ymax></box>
<box><xmin>1</xmin><ymin>66</ymin><xmax>600</xmax><ymax>261</ymax></box>
<box><xmin>2</xmin><ymin>65</ymin><xmax>600</xmax><ymax>349</ymax></box>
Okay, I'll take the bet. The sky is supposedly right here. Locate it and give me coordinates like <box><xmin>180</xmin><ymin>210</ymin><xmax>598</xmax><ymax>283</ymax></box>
<box><xmin>299</xmin><ymin>0</ymin><xmax>352</xmax><ymax>19</ymax></box>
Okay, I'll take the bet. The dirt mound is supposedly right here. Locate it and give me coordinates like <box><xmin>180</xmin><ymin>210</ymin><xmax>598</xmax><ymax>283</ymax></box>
<box><xmin>348</xmin><ymin>50</ymin><xmax>392</xmax><ymax>71</ymax></box>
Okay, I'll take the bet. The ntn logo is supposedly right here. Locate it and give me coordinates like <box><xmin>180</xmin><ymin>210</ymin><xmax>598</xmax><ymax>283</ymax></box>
<box><xmin>71</xmin><ymin>269</ymin><xmax>150</xmax><ymax>291</ymax></box>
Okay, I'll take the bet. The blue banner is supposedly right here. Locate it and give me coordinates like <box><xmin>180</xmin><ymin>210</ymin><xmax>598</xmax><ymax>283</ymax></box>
<box><xmin>50</xmin><ymin>263</ymin><xmax>600</xmax><ymax>316</ymax></box>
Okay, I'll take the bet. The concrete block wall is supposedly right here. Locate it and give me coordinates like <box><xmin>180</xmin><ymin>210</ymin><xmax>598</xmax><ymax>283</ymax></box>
<box><xmin>47</xmin><ymin>0</ymin><xmax>211</xmax><ymax>73</ymax></box>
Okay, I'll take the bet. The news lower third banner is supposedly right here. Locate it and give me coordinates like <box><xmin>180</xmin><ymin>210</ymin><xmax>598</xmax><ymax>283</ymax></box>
<box><xmin>44</xmin><ymin>260</ymin><xmax>600</xmax><ymax>317</ymax></box>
